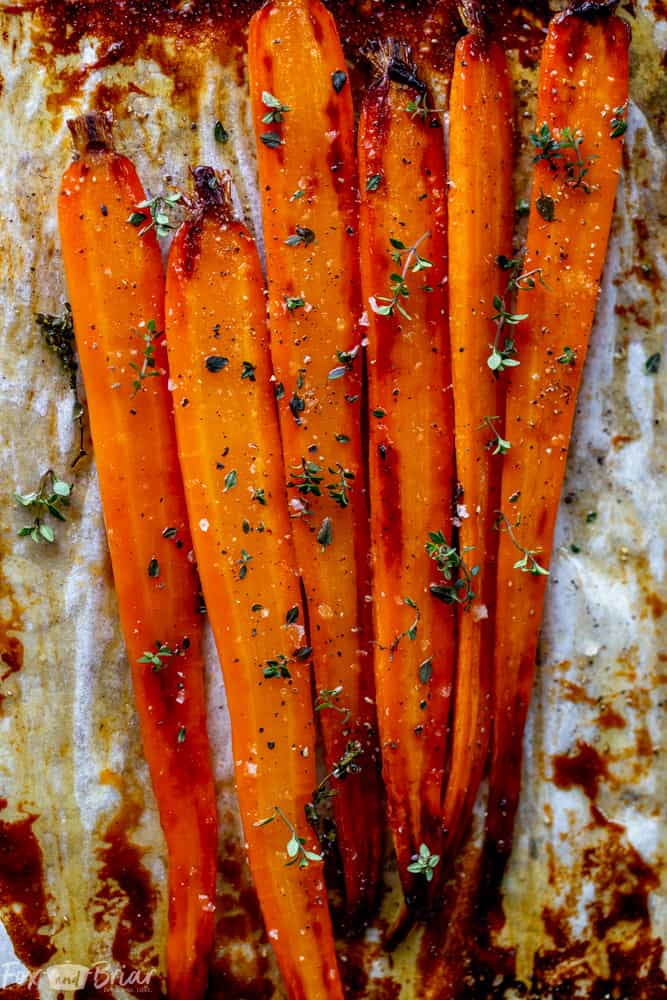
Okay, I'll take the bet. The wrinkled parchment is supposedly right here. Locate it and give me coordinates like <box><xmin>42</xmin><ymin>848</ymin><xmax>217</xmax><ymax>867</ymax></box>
<box><xmin>0</xmin><ymin>2</ymin><xmax>664</xmax><ymax>997</ymax></box>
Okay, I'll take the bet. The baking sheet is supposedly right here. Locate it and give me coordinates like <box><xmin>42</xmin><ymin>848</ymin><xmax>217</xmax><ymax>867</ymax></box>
<box><xmin>0</xmin><ymin>1</ymin><xmax>664</xmax><ymax>997</ymax></box>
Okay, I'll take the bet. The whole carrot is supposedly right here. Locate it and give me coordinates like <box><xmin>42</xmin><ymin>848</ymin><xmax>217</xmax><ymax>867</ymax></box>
<box><xmin>58</xmin><ymin>112</ymin><xmax>217</xmax><ymax>1000</ymax></box>
<box><xmin>442</xmin><ymin>5</ymin><xmax>514</xmax><ymax>873</ymax></box>
<box><xmin>248</xmin><ymin>0</ymin><xmax>383</xmax><ymax>924</ymax></box>
<box><xmin>357</xmin><ymin>42</ymin><xmax>455</xmax><ymax>903</ymax></box>
<box><xmin>486</xmin><ymin>1</ymin><xmax>630</xmax><ymax>879</ymax></box>
<box><xmin>165</xmin><ymin>168</ymin><xmax>344</xmax><ymax>1000</ymax></box>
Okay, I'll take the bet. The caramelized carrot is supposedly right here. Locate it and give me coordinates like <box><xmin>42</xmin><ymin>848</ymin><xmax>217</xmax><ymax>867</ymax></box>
<box><xmin>442</xmin><ymin>9</ymin><xmax>514</xmax><ymax>872</ymax></box>
<box><xmin>58</xmin><ymin>113</ymin><xmax>217</xmax><ymax>1000</ymax></box>
<box><xmin>486</xmin><ymin>2</ymin><xmax>630</xmax><ymax>878</ymax></box>
<box><xmin>248</xmin><ymin>0</ymin><xmax>383</xmax><ymax>923</ymax></box>
<box><xmin>165</xmin><ymin>169</ymin><xmax>344</xmax><ymax>1000</ymax></box>
<box><xmin>357</xmin><ymin>43</ymin><xmax>455</xmax><ymax>902</ymax></box>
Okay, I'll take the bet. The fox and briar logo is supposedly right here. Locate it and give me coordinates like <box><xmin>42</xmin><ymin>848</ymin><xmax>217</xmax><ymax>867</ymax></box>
<box><xmin>1</xmin><ymin>960</ymin><xmax>157</xmax><ymax>993</ymax></box>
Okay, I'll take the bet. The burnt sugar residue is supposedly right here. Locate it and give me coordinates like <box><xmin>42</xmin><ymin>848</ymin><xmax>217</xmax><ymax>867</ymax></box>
<box><xmin>552</xmin><ymin>739</ymin><xmax>609</xmax><ymax>801</ymax></box>
<box><xmin>0</xmin><ymin>625</ymin><xmax>23</xmax><ymax>712</ymax></box>
<box><xmin>0</xmin><ymin>798</ymin><xmax>56</xmax><ymax>969</ymax></box>
<box><xmin>91</xmin><ymin>793</ymin><xmax>160</xmax><ymax>995</ymax></box>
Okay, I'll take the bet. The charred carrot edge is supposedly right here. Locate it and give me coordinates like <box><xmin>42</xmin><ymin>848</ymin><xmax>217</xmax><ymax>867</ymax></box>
<box><xmin>485</xmin><ymin>1</ymin><xmax>630</xmax><ymax>881</ymax></box>
<box><xmin>58</xmin><ymin>113</ymin><xmax>218</xmax><ymax>1000</ymax></box>
<box><xmin>248</xmin><ymin>0</ymin><xmax>383</xmax><ymax>925</ymax></box>
<box><xmin>440</xmin><ymin>9</ymin><xmax>514</xmax><ymax>877</ymax></box>
<box><xmin>165</xmin><ymin>169</ymin><xmax>345</xmax><ymax>1000</ymax></box>
<box><xmin>357</xmin><ymin>42</ymin><xmax>455</xmax><ymax>906</ymax></box>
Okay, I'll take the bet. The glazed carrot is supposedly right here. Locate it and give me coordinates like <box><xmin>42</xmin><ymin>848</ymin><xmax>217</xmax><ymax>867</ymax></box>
<box><xmin>58</xmin><ymin>113</ymin><xmax>217</xmax><ymax>1000</ymax></box>
<box><xmin>357</xmin><ymin>43</ymin><xmax>455</xmax><ymax>902</ymax></box>
<box><xmin>486</xmin><ymin>1</ymin><xmax>630</xmax><ymax>878</ymax></box>
<box><xmin>165</xmin><ymin>169</ymin><xmax>344</xmax><ymax>1000</ymax></box>
<box><xmin>441</xmin><ymin>8</ymin><xmax>514</xmax><ymax>872</ymax></box>
<box><xmin>248</xmin><ymin>0</ymin><xmax>383</xmax><ymax>923</ymax></box>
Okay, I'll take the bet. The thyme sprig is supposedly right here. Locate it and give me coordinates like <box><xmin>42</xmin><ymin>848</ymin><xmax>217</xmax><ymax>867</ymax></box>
<box><xmin>137</xmin><ymin>641</ymin><xmax>184</xmax><ymax>671</ymax></box>
<box><xmin>530</xmin><ymin>123</ymin><xmax>595</xmax><ymax>193</ymax></box>
<box><xmin>370</xmin><ymin>232</ymin><xmax>432</xmax><ymax>321</ymax></box>
<box><xmin>426</xmin><ymin>530</ymin><xmax>479</xmax><ymax>610</ymax></box>
<box><xmin>130</xmin><ymin>320</ymin><xmax>163</xmax><ymax>397</ymax></box>
<box><xmin>315</xmin><ymin>686</ymin><xmax>351</xmax><ymax>726</ymax></box>
<box><xmin>389</xmin><ymin>596</ymin><xmax>421</xmax><ymax>658</ymax></box>
<box><xmin>487</xmin><ymin>256</ymin><xmax>544</xmax><ymax>374</ymax></box>
<box><xmin>407</xmin><ymin>842</ymin><xmax>440</xmax><ymax>882</ymax></box>
<box><xmin>254</xmin><ymin>806</ymin><xmax>322</xmax><ymax>869</ymax></box>
<box><xmin>128</xmin><ymin>192</ymin><xmax>182</xmax><ymax>238</ymax></box>
<box><xmin>405</xmin><ymin>94</ymin><xmax>445</xmax><ymax>121</ymax></box>
<box><xmin>35</xmin><ymin>305</ymin><xmax>86</xmax><ymax>467</ymax></box>
<box><xmin>610</xmin><ymin>103</ymin><xmax>628</xmax><ymax>139</ymax></box>
<box><xmin>305</xmin><ymin>740</ymin><xmax>363</xmax><ymax>835</ymax></box>
<box><xmin>479</xmin><ymin>415</ymin><xmax>511</xmax><ymax>455</ymax></box>
<box><xmin>496</xmin><ymin>512</ymin><xmax>550</xmax><ymax>576</ymax></box>
<box><xmin>15</xmin><ymin>470</ymin><xmax>71</xmax><ymax>544</ymax></box>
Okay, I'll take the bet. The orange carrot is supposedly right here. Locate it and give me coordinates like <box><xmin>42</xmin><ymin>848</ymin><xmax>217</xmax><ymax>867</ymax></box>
<box><xmin>165</xmin><ymin>168</ymin><xmax>344</xmax><ymax>1000</ymax></box>
<box><xmin>357</xmin><ymin>43</ymin><xmax>455</xmax><ymax>903</ymax></box>
<box><xmin>58</xmin><ymin>112</ymin><xmax>217</xmax><ymax>1000</ymax></box>
<box><xmin>442</xmin><ymin>9</ymin><xmax>514</xmax><ymax>871</ymax></box>
<box><xmin>486</xmin><ymin>2</ymin><xmax>630</xmax><ymax>878</ymax></box>
<box><xmin>248</xmin><ymin>0</ymin><xmax>383</xmax><ymax>923</ymax></box>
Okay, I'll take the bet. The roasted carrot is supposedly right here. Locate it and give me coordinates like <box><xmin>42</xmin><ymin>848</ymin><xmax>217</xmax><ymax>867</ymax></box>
<box><xmin>441</xmin><ymin>7</ymin><xmax>514</xmax><ymax>873</ymax></box>
<box><xmin>357</xmin><ymin>43</ymin><xmax>455</xmax><ymax>902</ymax></box>
<box><xmin>486</xmin><ymin>1</ymin><xmax>630</xmax><ymax>878</ymax></box>
<box><xmin>248</xmin><ymin>0</ymin><xmax>383</xmax><ymax>923</ymax></box>
<box><xmin>58</xmin><ymin>112</ymin><xmax>217</xmax><ymax>1000</ymax></box>
<box><xmin>165</xmin><ymin>168</ymin><xmax>344</xmax><ymax>999</ymax></box>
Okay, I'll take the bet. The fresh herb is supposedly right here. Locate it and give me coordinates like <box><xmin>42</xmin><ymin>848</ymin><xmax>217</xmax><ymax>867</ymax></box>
<box><xmin>610</xmin><ymin>104</ymin><xmax>628</xmax><ymax>139</ymax></box>
<box><xmin>177</xmin><ymin>725</ymin><xmax>186</xmax><ymax>743</ymax></box>
<box><xmin>389</xmin><ymin>597</ymin><xmax>421</xmax><ymax>657</ymax></box>
<box><xmin>536</xmin><ymin>190</ymin><xmax>555</xmax><ymax>222</ymax></box>
<box><xmin>238</xmin><ymin>548</ymin><xmax>252</xmax><ymax>580</ymax></box>
<box><xmin>326</xmin><ymin>464</ymin><xmax>354</xmax><ymax>508</ymax></box>
<box><xmin>241</xmin><ymin>361</ymin><xmax>256</xmax><ymax>382</ymax></box>
<box><xmin>254</xmin><ymin>806</ymin><xmax>322</xmax><ymax>869</ymax></box>
<box><xmin>285</xmin><ymin>226</ymin><xmax>315</xmax><ymax>247</ymax></box>
<box><xmin>407</xmin><ymin>843</ymin><xmax>440</xmax><ymax>882</ymax></box>
<box><xmin>287</xmin><ymin>459</ymin><xmax>323</xmax><ymax>500</ymax></box>
<box><xmin>274</xmin><ymin>381</ymin><xmax>285</xmax><ymax>401</ymax></box>
<box><xmin>285</xmin><ymin>606</ymin><xmax>299</xmax><ymax>626</ymax></box>
<box><xmin>148</xmin><ymin>558</ymin><xmax>160</xmax><ymax>578</ymax></box>
<box><xmin>496</xmin><ymin>512</ymin><xmax>550</xmax><ymax>576</ymax></box>
<box><xmin>214</xmin><ymin>120</ymin><xmax>229</xmax><ymax>144</ymax></box>
<box><xmin>370</xmin><ymin>233</ymin><xmax>432</xmax><ymax>321</ymax></box>
<box><xmin>487</xmin><ymin>257</ymin><xmax>544</xmax><ymax>374</ymax></box>
<box><xmin>128</xmin><ymin>192</ymin><xmax>182</xmax><ymax>238</ymax></box>
<box><xmin>530</xmin><ymin>123</ymin><xmax>595</xmax><ymax>193</ymax></box>
<box><xmin>516</xmin><ymin>198</ymin><xmax>530</xmax><ymax>217</ymax></box>
<box><xmin>328</xmin><ymin>343</ymin><xmax>359</xmax><ymax>380</ymax></box>
<box><xmin>260</xmin><ymin>130</ymin><xmax>283</xmax><ymax>149</ymax></box>
<box><xmin>405</xmin><ymin>94</ymin><xmax>443</xmax><ymax>121</ymax></box>
<box><xmin>252</xmin><ymin>487</ymin><xmax>267</xmax><ymax>506</ymax></box>
<box><xmin>264</xmin><ymin>653</ymin><xmax>291</xmax><ymax>679</ymax></box>
<box><xmin>557</xmin><ymin>346</ymin><xmax>576</xmax><ymax>366</ymax></box>
<box><xmin>645</xmin><ymin>352</ymin><xmax>661</xmax><ymax>374</ymax></box>
<box><xmin>426</xmin><ymin>530</ymin><xmax>479</xmax><ymax>610</ymax></box>
<box><xmin>317</xmin><ymin>516</ymin><xmax>333</xmax><ymax>548</ymax></box>
<box><xmin>479</xmin><ymin>415</ymin><xmax>511</xmax><ymax>455</ymax></box>
<box><xmin>366</xmin><ymin>173</ymin><xmax>382</xmax><ymax>192</ymax></box>
<box><xmin>586</xmin><ymin>511</ymin><xmax>597</xmax><ymax>524</ymax></box>
<box><xmin>285</xmin><ymin>296</ymin><xmax>305</xmax><ymax>312</ymax></box>
<box><xmin>130</xmin><ymin>319</ymin><xmax>163</xmax><ymax>397</ymax></box>
<box><xmin>261</xmin><ymin>90</ymin><xmax>290</xmax><ymax>123</ymax></box>
<box><xmin>335</xmin><ymin>434</ymin><xmax>350</xmax><ymax>444</ymax></box>
<box><xmin>35</xmin><ymin>305</ymin><xmax>86</xmax><ymax>466</ymax></box>
<box><xmin>205</xmin><ymin>355</ymin><xmax>229</xmax><ymax>372</ymax></box>
<box><xmin>305</xmin><ymin>740</ymin><xmax>363</xmax><ymax>832</ymax></box>
<box><xmin>15</xmin><ymin>469</ymin><xmax>71</xmax><ymax>544</ymax></box>
<box><xmin>224</xmin><ymin>469</ymin><xmax>238</xmax><ymax>492</ymax></box>
<box><xmin>315</xmin><ymin>686</ymin><xmax>351</xmax><ymax>726</ymax></box>
<box><xmin>418</xmin><ymin>658</ymin><xmax>433</xmax><ymax>685</ymax></box>
<box><xmin>138</xmin><ymin>642</ymin><xmax>180</xmax><ymax>670</ymax></box>
<box><xmin>331</xmin><ymin>70</ymin><xmax>347</xmax><ymax>93</ymax></box>
<box><xmin>162</xmin><ymin>526</ymin><xmax>178</xmax><ymax>539</ymax></box>
<box><xmin>294</xmin><ymin>645</ymin><xmax>312</xmax><ymax>660</ymax></box>
<box><xmin>373</xmin><ymin>408</ymin><xmax>386</xmax><ymax>419</ymax></box>
<box><xmin>289</xmin><ymin>391</ymin><xmax>305</xmax><ymax>422</ymax></box>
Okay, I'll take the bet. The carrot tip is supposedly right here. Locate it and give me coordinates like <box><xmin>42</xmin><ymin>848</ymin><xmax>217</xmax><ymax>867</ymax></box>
<box><xmin>67</xmin><ymin>110</ymin><xmax>114</xmax><ymax>157</ymax></box>
<box><xmin>191</xmin><ymin>166</ymin><xmax>235</xmax><ymax>219</ymax></box>
<box><xmin>367</xmin><ymin>39</ymin><xmax>426</xmax><ymax>93</ymax></box>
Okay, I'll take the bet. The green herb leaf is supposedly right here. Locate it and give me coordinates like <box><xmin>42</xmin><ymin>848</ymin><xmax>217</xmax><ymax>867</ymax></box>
<box><xmin>214</xmin><ymin>120</ymin><xmax>229</xmax><ymax>144</ymax></box>
<box><xmin>285</xmin><ymin>226</ymin><xmax>315</xmax><ymax>247</ymax></box>
<box><xmin>286</xmin><ymin>606</ymin><xmax>299</xmax><ymax>626</ymax></box>
<box><xmin>224</xmin><ymin>469</ymin><xmax>238</xmax><ymax>492</ymax></box>
<box><xmin>317</xmin><ymin>516</ymin><xmax>333</xmax><ymax>549</ymax></box>
<box><xmin>148</xmin><ymin>558</ymin><xmax>160</xmax><ymax>578</ymax></box>
<box><xmin>260</xmin><ymin>131</ymin><xmax>284</xmax><ymax>148</ymax></box>
<box><xmin>331</xmin><ymin>70</ymin><xmax>347</xmax><ymax>93</ymax></box>
<box><xmin>285</xmin><ymin>296</ymin><xmax>305</xmax><ymax>312</ymax></box>
<box><xmin>645</xmin><ymin>352</ymin><xmax>661</xmax><ymax>374</ymax></box>
<box><xmin>206</xmin><ymin>355</ymin><xmax>229</xmax><ymax>372</ymax></box>
<box><xmin>418</xmin><ymin>658</ymin><xmax>433</xmax><ymax>684</ymax></box>
<box><xmin>366</xmin><ymin>173</ymin><xmax>382</xmax><ymax>192</ymax></box>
